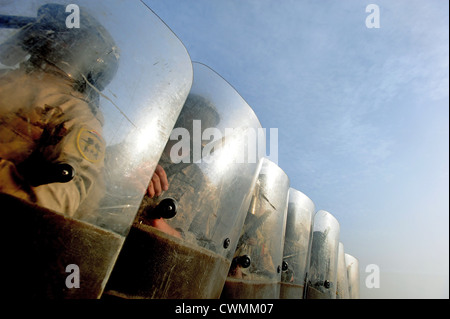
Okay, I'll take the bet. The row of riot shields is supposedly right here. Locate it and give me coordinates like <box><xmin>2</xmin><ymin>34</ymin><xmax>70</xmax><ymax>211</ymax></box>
<box><xmin>0</xmin><ymin>0</ymin><xmax>359</xmax><ymax>299</ymax></box>
<box><xmin>280</xmin><ymin>196</ymin><xmax>360</xmax><ymax>299</ymax></box>
<box><xmin>103</xmin><ymin>62</ymin><xmax>267</xmax><ymax>299</ymax></box>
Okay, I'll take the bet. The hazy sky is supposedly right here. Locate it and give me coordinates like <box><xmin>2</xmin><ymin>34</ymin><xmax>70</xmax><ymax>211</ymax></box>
<box><xmin>144</xmin><ymin>0</ymin><xmax>449</xmax><ymax>298</ymax></box>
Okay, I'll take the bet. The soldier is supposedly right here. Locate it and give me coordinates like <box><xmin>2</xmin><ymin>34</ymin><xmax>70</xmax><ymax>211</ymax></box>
<box><xmin>221</xmin><ymin>159</ymin><xmax>289</xmax><ymax>299</ymax></box>
<box><xmin>136</xmin><ymin>93</ymin><xmax>221</xmax><ymax>243</ymax></box>
<box><xmin>104</xmin><ymin>63</ymin><xmax>266</xmax><ymax>299</ymax></box>
<box><xmin>0</xmin><ymin>4</ymin><xmax>119</xmax><ymax>218</ymax></box>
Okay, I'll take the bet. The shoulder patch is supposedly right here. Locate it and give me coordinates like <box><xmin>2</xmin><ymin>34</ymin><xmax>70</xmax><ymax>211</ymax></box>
<box><xmin>76</xmin><ymin>127</ymin><xmax>105</xmax><ymax>163</ymax></box>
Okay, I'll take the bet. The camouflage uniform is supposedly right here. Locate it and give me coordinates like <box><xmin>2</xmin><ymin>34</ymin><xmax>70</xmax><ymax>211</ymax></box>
<box><xmin>0</xmin><ymin>62</ymin><xmax>105</xmax><ymax>218</ymax></box>
<box><xmin>0</xmin><ymin>4</ymin><xmax>118</xmax><ymax>219</ymax></box>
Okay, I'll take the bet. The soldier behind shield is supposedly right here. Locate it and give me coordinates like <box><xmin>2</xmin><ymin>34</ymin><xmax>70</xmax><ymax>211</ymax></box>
<box><xmin>96</xmin><ymin>92</ymin><xmax>219</xmax><ymax>237</ymax></box>
<box><xmin>228</xmin><ymin>178</ymin><xmax>277</xmax><ymax>280</ymax></box>
<box><xmin>0</xmin><ymin>4</ymin><xmax>119</xmax><ymax>218</ymax></box>
<box><xmin>136</xmin><ymin>93</ymin><xmax>221</xmax><ymax>242</ymax></box>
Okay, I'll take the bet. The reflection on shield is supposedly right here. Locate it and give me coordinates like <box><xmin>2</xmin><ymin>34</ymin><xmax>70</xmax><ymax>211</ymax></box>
<box><xmin>305</xmin><ymin>210</ymin><xmax>340</xmax><ymax>299</ymax></box>
<box><xmin>336</xmin><ymin>242</ymin><xmax>350</xmax><ymax>299</ymax></box>
<box><xmin>345</xmin><ymin>253</ymin><xmax>360</xmax><ymax>299</ymax></box>
<box><xmin>221</xmin><ymin>158</ymin><xmax>290</xmax><ymax>299</ymax></box>
<box><xmin>279</xmin><ymin>188</ymin><xmax>315</xmax><ymax>299</ymax></box>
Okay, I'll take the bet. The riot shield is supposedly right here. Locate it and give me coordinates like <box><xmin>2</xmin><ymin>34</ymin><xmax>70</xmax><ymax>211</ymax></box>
<box><xmin>345</xmin><ymin>253</ymin><xmax>360</xmax><ymax>299</ymax></box>
<box><xmin>336</xmin><ymin>242</ymin><xmax>350</xmax><ymax>299</ymax></box>
<box><xmin>221</xmin><ymin>158</ymin><xmax>290</xmax><ymax>299</ymax></box>
<box><xmin>0</xmin><ymin>0</ymin><xmax>192</xmax><ymax>298</ymax></box>
<box><xmin>279</xmin><ymin>188</ymin><xmax>315</xmax><ymax>299</ymax></box>
<box><xmin>305</xmin><ymin>210</ymin><xmax>340</xmax><ymax>299</ymax></box>
<box><xmin>103</xmin><ymin>62</ymin><xmax>265</xmax><ymax>299</ymax></box>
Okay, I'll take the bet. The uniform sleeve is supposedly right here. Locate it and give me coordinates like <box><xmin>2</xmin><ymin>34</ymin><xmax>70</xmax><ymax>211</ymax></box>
<box><xmin>32</xmin><ymin>95</ymin><xmax>105</xmax><ymax>218</ymax></box>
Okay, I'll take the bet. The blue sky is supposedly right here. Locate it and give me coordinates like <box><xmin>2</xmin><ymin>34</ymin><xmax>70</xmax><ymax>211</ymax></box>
<box><xmin>144</xmin><ymin>0</ymin><xmax>449</xmax><ymax>298</ymax></box>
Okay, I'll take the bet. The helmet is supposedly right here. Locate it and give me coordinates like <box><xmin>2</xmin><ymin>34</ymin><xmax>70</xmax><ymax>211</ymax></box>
<box><xmin>174</xmin><ymin>93</ymin><xmax>220</xmax><ymax>131</ymax></box>
<box><xmin>0</xmin><ymin>3</ymin><xmax>119</xmax><ymax>92</ymax></box>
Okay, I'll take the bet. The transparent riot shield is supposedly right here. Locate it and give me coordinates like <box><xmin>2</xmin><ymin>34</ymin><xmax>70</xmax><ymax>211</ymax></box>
<box><xmin>221</xmin><ymin>158</ymin><xmax>290</xmax><ymax>299</ymax></box>
<box><xmin>305</xmin><ymin>210</ymin><xmax>340</xmax><ymax>299</ymax></box>
<box><xmin>0</xmin><ymin>0</ymin><xmax>192</xmax><ymax>298</ymax></box>
<box><xmin>102</xmin><ymin>62</ymin><xmax>265</xmax><ymax>299</ymax></box>
<box><xmin>279</xmin><ymin>188</ymin><xmax>315</xmax><ymax>299</ymax></box>
<box><xmin>345</xmin><ymin>254</ymin><xmax>360</xmax><ymax>299</ymax></box>
<box><xmin>336</xmin><ymin>242</ymin><xmax>350</xmax><ymax>299</ymax></box>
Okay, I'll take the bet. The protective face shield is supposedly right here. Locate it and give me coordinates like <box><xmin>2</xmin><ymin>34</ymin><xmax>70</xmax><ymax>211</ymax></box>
<box><xmin>103</xmin><ymin>62</ymin><xmax>265</xmax><ymax>299</ymax></box>
<box><xmin>345</xmin><ymin>254</ymin><xmax>360</xmax><ymax>299</ymax></box>
<box><xmin>221</xmin><ymin>158</ymin><xmax>290</xmax><ymax>299</ymax></box>
<box><xmin>336</xmin><ymin>242</ymin><xmax>350</xmax><ymax>299</ymax></box>
<box><xmin>305</xmin><ymin>210</ymin><xmax>340</xmax><ymax>299</ymax></box>
<box><xmin>1</xmin><ymin>0</ymin><xmax>192</xmax><ymax>298</ymax></box>
<box><xmin>279</xmin><ymin>188</ymin><xmax>315</xmax><ymax>299</ymax></box>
